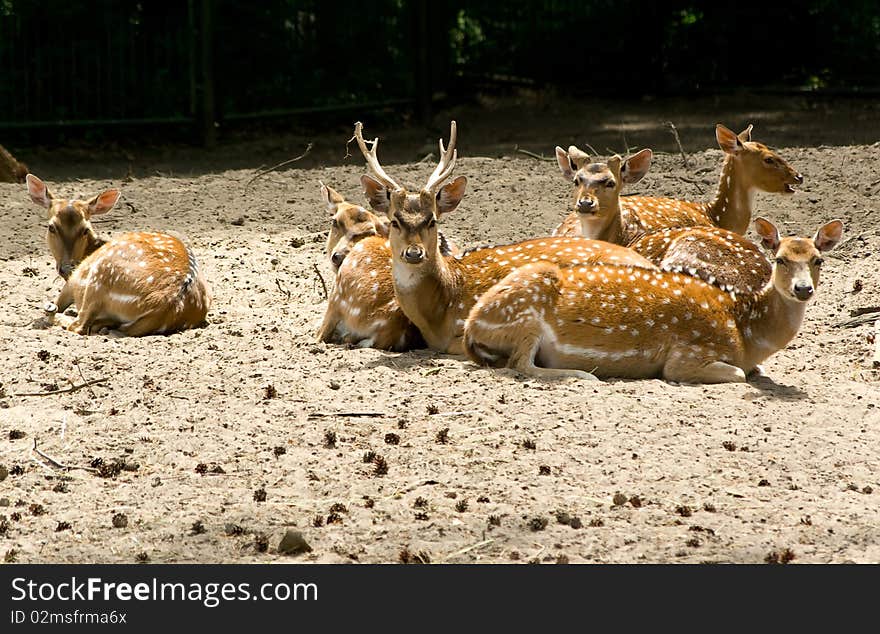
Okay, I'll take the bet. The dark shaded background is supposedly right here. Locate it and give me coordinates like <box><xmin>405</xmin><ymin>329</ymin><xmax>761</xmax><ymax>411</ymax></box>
<box><xmin>0</xmin><ymin>0</ymin><xmax>878</xmax><ymax>166</ymax></box>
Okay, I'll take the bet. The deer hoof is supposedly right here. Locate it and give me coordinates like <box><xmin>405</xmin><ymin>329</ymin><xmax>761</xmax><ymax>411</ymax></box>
<box><xmin>44</xmin><ymin>302</ymin><xmax>58</xmax><ymax>314</ymax></box>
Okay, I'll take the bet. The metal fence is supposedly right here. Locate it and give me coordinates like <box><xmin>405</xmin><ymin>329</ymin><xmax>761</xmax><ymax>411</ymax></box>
<box><xmin>2</xmin><ymin>1</ymin><xmax>878</xmax><ymax>144</ymax></box>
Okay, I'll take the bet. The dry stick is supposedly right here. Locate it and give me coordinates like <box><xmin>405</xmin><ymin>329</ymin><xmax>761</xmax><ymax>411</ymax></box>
<box><xmin>514</xmin><ymin>146</ymin><xmax>554</xmax><ymax>162</ymax></box>
<box><xmin>441</xmin><ymin>539</ymin><xmax>495</xmax><ymax>563</ymax></box>
<box><xmin>665</xmin><ymin>121</ymin><xmax>704</xmax><ymax>195</ymax></box>
<box><xmin>32</xmin><ymin>439</ymin><xmax>99</xmax><ymax>473</ymax></box>
<box><xmin>583</xmin><ymin>143</ymin><xmax>600</xmax><ymax>157</ymax></box>
<box><xmin>850</xmin><ymin>306</ymin><xmax>880</xmax><ymax>317</ymax></box>
<box><xmin>73</xmin><ymin>358</ymin><xmax>97</xmax><ymax>399</ymax></box>
<box><xmin>14</xmin><ymin>377</ymin><xmax>108</xmax><ymax>397</ymax></box>
<box><xmin>312</xmin><ymin>263</ymin><xmax>328</xmax><ymax>301</ymax></box>
<box><xmin>275</xmin><ymin>278</ymin><xmax>291</xmax><ymax>301</ymax></box>
<box><xmin>244</xmin><ymin>143</ymin><xmax>313</xmax><ymax>189</ymax></box>
<box><xmin>417</xmin><ymin>152</ymin><xmax>434</xmax><ymax>164</ymax></box>
<box><xmin>307</xmin><ymin>412</ymin><xmax>384</xmax><ymax>419</ymax></box>
<box><xmin>833</xmin><ymin>313</ymin><xmax>880</xmax><ymax>329</ymax></box>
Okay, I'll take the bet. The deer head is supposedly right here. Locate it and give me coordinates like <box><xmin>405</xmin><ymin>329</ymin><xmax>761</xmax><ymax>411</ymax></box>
<box><xmin>321</xmin><ymin>182</ymin><xmax>388</xmax><ymax>272</ymax></box>
<box><xmin>716</xmin><ymin>124</ymin><xmax>803</xmax><ymax>194</ymax></box>
<box><xmin>26</xmin><ymin>174</ymin><xmax>119</xmax><ymax>279</ymax></box>
<box><xmin>555</xmin><ymin>146</ymin><xmax>652</xmax><ymax>238</ymax></box>
<box><xmin>754</xmin><ymin>217</ymin><xmax>842</xmax><ymax>302</ymax></box>
<box><xmin>356</xmin><ymin>121</ymin><xmax>466</xmax><ymax>271</ymax></box>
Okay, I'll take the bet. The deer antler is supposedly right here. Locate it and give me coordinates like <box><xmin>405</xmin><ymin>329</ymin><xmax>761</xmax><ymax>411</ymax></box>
<box><xmin>353</xmin><ymin>122</ymin><xmax>403</xmax><ymax>192</ymax></box>
<box><xmin>424</xmin><ymin>121</ymin><xmax>458</xmax><ymax>193</ymax></box>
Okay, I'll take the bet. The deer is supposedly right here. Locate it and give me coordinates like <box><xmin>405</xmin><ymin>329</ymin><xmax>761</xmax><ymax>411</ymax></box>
<box><xmin>353</xmin><ymin>120</ymin><xmax>658</xmax><ymax>355</ymax></box>
<box><xmin>26</xmin><ymin>174</ymin><xmax>211</xmax><ymax>336</ymax></box>
<box><xmin>317</xmin><ymin>182</ymin><xmax>425</xmax><ymax>351</ymax></box>
<box><xmin>551</xmin><ymin>146</ymin><xmax>653</xmax><ymax>244</ymax></box>
<box><xmin>463</xmin><ymin>217</ymin><xmax>842</xmax><ymax>383</ymax></box>
<box><xmin>553</xmin><ymin>123</ymin><xmax>804</xmax><ymax>239</ymax></box>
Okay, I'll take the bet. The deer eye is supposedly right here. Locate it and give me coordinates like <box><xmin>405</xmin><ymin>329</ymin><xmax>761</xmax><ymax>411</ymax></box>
<box><xmin>330</xmin><ymin>219</ymin><xmax>339</xmax><ymax>228</ymax></box>
<box><xmin>813</xmin><ymin>257</ymin><xmax>824</xmax><ymax>267</ymax></box>
<box><xmin>764</xmin><ymin>157</ymin><xmax>774</xmax><ymax>164</ymax></box>
<box><xmin>47</xmin><ymin>225</ymin><xmax>57</xmax><ymax>234</ymax></box>
<box><xmin>605</xmin><ymin>180</ymin><xmax>615</xmax><ymax>189</ymax></box>
<box><xmin>390</xmin><ymin>220</ymin><xmax>400</xmax><ymax>230</ymax></box>
<box><xmin>775</xmin><ymin>257</ymin><xmax>786</xmax><ymax>265</ymax></box>
<box><xmin>427</xmin><ymin>218</ymin><xmax>436</xmax><ymax>228</ymax></box>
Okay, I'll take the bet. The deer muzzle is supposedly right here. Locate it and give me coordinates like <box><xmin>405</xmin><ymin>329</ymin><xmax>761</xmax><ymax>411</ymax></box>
<box><xmin>793</xmin><ymin>280</ymin><xmax>814</xmax><ymax>301</ymax></box>
<box><xmin>58</xmin><ymin>262</ymin><xmax>75</xmax><ymax>280</ymax></box>
<box><xmin>403</xmin><ymin>245</ymin><xmax>425</xmax><ymax>264</ymax></box>
<box><xmin>576</xmin><ymin>197</ymin><xmax>597</xmax><ymax>214</ymax></box>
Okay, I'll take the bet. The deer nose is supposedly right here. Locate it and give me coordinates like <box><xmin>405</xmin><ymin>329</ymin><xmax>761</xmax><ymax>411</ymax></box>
<box><xmin>793</xmin><ymin>281</ymin><xmax>814</xmax><ymax>300</ymax></box>
<box><xmin>403</xmin><ymin>245</ymin><xmax>425</xmax><ymax>264</ymax></box>
<box><xmin>58</xmin><ymin>263</ymin><xmax>74</xmax><ymax>279</ymax></box>
<box><xmin>331</xmin><ymin>251</ymin><xmax>346</xmax><ymax>268</ymax></box>
<box><xmin>576</xmin><ymin>197</ymin><xmax>596</xmax><ymax>214</ymax></box>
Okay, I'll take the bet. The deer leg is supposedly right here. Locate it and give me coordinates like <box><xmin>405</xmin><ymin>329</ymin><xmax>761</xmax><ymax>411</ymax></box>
<box><xmin>663</xmin><ymin>352</ymin><xmax>746</xmax><ymax>384</ymax></box>
<box><xmin>316</xmin><ymin>306</ymin><xmax>340</xmax><ymax>343</ymax></box>
<box><xmin>45</xmin><ymin>281</ymin><xmax>76</xmax><ymax>316</ymax></box>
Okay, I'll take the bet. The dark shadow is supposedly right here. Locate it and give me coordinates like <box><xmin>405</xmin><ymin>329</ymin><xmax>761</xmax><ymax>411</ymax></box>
<box><xmin>745</xmin><ymin>374</ymin><xmax>810</xmax><ymax>401</ymax></box>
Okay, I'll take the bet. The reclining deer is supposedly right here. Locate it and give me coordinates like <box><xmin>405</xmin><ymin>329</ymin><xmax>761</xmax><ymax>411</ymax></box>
<box><xmin>464</xmin><ymin>218</ymin><xmax>842</xmax><ymax>383</ymax></box>
<box><xmin>317</xmin><ymin>182</ymin><xmax>424</xmax><ymax>351</ymax></box>
<box><xmin>554</xmin><ymin>123</ymin><xmax>803</xmax><ymax>238</ymax></box>
<box><xmin>27</xmin><ymin>174</ymin><xmax>211</xmax><ymax>336</ymax></box>
<box><xmin>353</xmin><ymin>120</ymin><xmax>658</xmax><ymax>355</ymax></box>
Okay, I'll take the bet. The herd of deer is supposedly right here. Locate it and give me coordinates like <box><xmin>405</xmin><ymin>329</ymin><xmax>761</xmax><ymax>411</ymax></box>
<box><xmin>23</xmin><ymin>121</ymin><xmax>842</xmax><ymax>384</ymax></box>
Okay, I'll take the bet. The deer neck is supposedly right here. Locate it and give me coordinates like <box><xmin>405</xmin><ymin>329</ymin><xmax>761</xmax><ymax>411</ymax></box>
<box><xmin>391</xmin><ymin>250</ymin><xmax>463</xmax><ymax>351</ymax></box>
<box><xmin>85</xmin><ymin>230</ymin><xmax>107</xmax><ymax>257</ymax></box>
<box><xmin>579</xmin><ymin>203</ymin><xmax>627</xmax><ymax>246</ymax></box>
<box><xmin>707</xmin><ymin>156</ymin><xmax>754</xmax><ymax>234</ymax></box>
<box><xmin>736</xmin><ymin>283</ymin><xmax>807</xmax><ymax>369</ymax></box>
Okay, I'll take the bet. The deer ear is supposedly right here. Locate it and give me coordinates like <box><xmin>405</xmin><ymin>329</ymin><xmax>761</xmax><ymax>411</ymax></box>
<box><xmin>86</xmin><ymin>189</ymin><xmax>120</xmax><ymax>216</ymax></box>
<box><xmin>320</xmin><ymin>182</ymin><xmax>345</xmax><ymax>211</ymax></box>
<box><xmin>621</xmin><ymin>149</ymin><xmax>652</xmax><ymax>185</ymax></box>
<box><xmin>606</xmin><ymin>155</ymin><xmax>623</xmax><ymax>179</ymax></box>
<box><xmin>374</xmin><ymin>215</ymin><xmax>390</xmax><ymax>238</ymax></box>
<box><xmin>436</xmin><ymin>176</ymin><xmax>467</xmax><ymax>216</ymax></box>
<box><xmin>361</xmin><ymin>174</ymin><xmax>390</xmax><ymax>215</ymax></box>
<box><xmin>555</xmin><ymin>146</ymin><xmax>576</xmax><ymax>181</ymax></box>
<box><xmin>716</xmin><ymin>124</ymin><xmax>743</xmax><ymax>155</ymax></box>
<box><xmin>737</xmin><ymin>124</ymin><xmax>753</xmax><ymax>143</ymax></box>
<box><xmin>814</xmin><ymin>219</ymin><xmax>843</xmax><ymax>252</ymax></box>
<box><xmin>754</xmin><ymin>217</ymin><xmax>780</xmax><ymax>252</ymax></box>
<box><xmin>26</xmin><ymin>174</ymin><xmax>53</xmax><ymax>209</ymax></box>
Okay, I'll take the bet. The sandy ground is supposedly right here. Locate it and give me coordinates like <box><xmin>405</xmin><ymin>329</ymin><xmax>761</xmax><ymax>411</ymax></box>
<box><xmin>1</xmin><ymin>97</ymin><xmax>880</xmax><ymax>564</ymax></box>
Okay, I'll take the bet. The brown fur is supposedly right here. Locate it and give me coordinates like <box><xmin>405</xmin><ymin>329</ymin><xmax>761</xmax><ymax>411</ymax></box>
<box><xmin>464</xmin><ymin>219</ymin><xmax>842</xmax><ymax>383</ymax></box>
<box><xmin>553</xmin><ymin>124</ymin><xmax>803</xmax><ymax>238</ymax></box>
<box><xmin>27</xmin><ymin>174</ymin><xmax>210</xmax><ymax>337</ymax></box>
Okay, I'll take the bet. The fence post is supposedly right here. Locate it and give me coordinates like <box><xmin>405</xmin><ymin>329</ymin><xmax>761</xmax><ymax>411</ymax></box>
<box><xmin>197</xmin><ymin>0</ymin><xmax>216</xmax><ymax>147</ymax></box>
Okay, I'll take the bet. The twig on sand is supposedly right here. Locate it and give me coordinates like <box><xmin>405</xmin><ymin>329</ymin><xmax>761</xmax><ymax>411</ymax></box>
<box><xmin>514</xmin><ymin>146</ymin><xmax>554</xmax><ymax>162</ymax></box>
<box><xmin>275</xmin><ymin>278</ymin><xmax>291</xmax><ymax>301</ymax></box>
<box><xmin>312</xmin><ymin>263</ymin><xmax>328</xmax><ymax>301</ymax></box>
<box><xmin>441</xmin><ymin>539</ymin><xmax>495</xmax><ymax>563</ymax></box>
<box><xmin>14</xmin><ymin>377</ymin><xmax>108</xmax><ymax>397</ymax></box>
<box><xmin>417</xmin><ymin>153</ymin><xmax>434</xmax><ymax>164</ymax></box>
<box><xmin>244</xmin><ymin>143</ymin><xmax>313</xmax><ymax>189</ymax></box>
<box><xmin>307</xmin><ymin>412</ymin><xmax>384</xmax><ymax>419</ymax></box>
<box><xmin>833</xmin><ymin>313</ymin><xmax>880</xmax><ymax>329</ymax></box>
<box><xmin>850</xmin><ymin>306</ymin><xmax>880</xmax><ymax>317</ymax></box>
<box><xmin>583</xmin><ymin>143</ymin><xmax>600</xmax><ymax>157</ymax></box>
<box><xmin>73</xmin><ymin>358</ymin><xmax>97</xmax><ymax>399</ymax></box>
<box><xmin>31</xmin><ymin>438</ymin><xmax>99</xmax><ymax>473</ymax></box>
<box><xmin>665</xmin><ymin>121</ymin><xmax>690</xmax><ymax>169</ymax></box>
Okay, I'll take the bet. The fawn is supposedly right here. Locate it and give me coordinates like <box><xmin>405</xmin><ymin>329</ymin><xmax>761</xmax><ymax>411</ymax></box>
<box><xmin>553</xmin><ymin>124</ymin><xmax>803</xmax><ymax>238</ymax></box>
<box><xmin>354</xmin><ymin>120</ymin><xmax>657</xmax><ymax>355</ymax></box>
<box><xmin>551</xmin><ymin>146</ymin><xmax>653</xmax><ymax>243</ymax></box>
<box><xmin>27</xmin><ymin>174</ymin><xmax>211</xmax><ymax>336</ymax></box>
<box><xmin>317</xmin><ymin>182</ymin><xmax>425</xmax><ymax>351</ymax></box>
<box><xmin>464</xmin><ymin>218</ymin><xmax>841</xmax><ymax>383</ymax></box>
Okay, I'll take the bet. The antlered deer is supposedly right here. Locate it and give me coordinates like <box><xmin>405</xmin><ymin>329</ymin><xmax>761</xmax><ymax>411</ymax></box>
<box><xmin>464</xmin><ymin>218</ymin><xmax>841</xmax><ymax>383</ymax></box>
<box><xmin>553</xmin><ymin>124</ymin><xmax>803</xmax><ymax>238</ymax></box>
<box><xmin>317</xmin><ymin>182</ymin><xmax>425</xmax><ymax>351</ymax></box>
<box><xmin>354</xmin><ymin>121</ymin><xmax>657</xmax><ymax>355</ymax></box>
<box><xmin>27</xmin><ymin>174</ymin><xmax>211</xmax><ymax>336</ymax></box>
